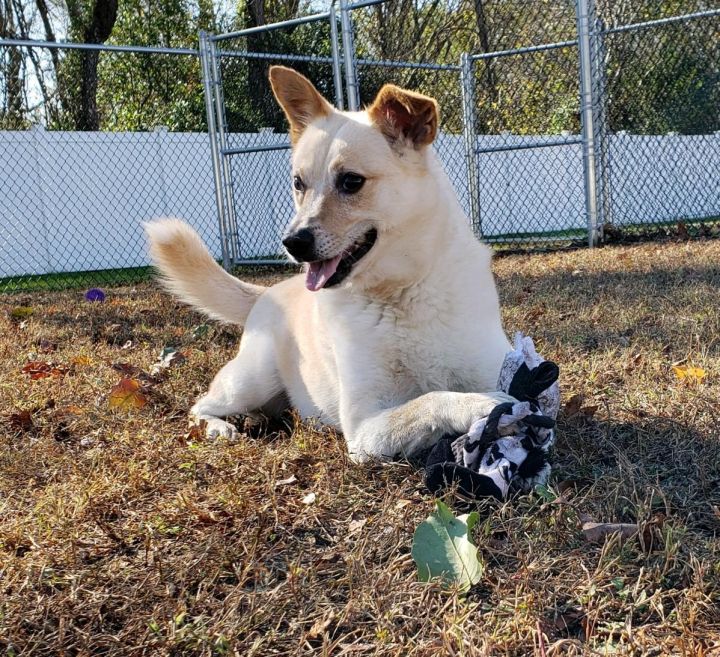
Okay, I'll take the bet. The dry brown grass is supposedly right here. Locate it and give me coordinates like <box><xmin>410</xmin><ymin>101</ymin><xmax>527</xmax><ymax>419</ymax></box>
<box><xmin>1</xmin><ymin>240</ymin><xmax>719</xmax><ymax>656</ymax></box>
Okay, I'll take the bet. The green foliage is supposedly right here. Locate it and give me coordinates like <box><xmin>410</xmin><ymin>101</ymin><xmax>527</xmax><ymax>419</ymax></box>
<box><xmin>605</xmin><ymin>24</ymin><xmax>719</xmax><ymax>135</ymax></box>
<box><xmin>1</xmin><ymin>0</ymin><xmax>717</xmax><ymax>136</ymax></box>
<box><xmin>95</xmin><ymin>0</ymin><xmax>207</xmax><ymax>131</ymax></box>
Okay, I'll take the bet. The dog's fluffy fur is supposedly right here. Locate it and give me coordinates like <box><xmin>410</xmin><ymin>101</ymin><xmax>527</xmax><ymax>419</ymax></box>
<box><xmin>146</xmin><ymin>66</ymin><xmax>512</xmax><ymax>462</ymax></box>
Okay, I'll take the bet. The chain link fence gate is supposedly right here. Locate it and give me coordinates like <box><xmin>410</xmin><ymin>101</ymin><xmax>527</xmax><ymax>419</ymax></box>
<box><xmin>202</xmin><ymin>0</ymin><xmax>469</xmax><ymax>266</ymax></box>
<box><xmin>199</xmin><ymin>5</ymin><xmax>349</xmax><ymax>266</ymax></box>
<box><xmin>199</xmin><ymin>0</ymin><xmax>720</xmax><ymax>267</ymax></box>
<box><xmin>1</xmin><ymin>0</ymin><xmax>719</xmax><ymax>291</ymax></box>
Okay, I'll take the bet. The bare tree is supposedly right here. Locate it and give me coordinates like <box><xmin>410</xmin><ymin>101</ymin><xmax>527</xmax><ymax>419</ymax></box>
<box><xmin>471</xmin><ymin>0</ymin><xmax>499</xmax><ymax>131</ymax></box>
<box><xmin>243</xmin><ymin>0</ymin><xmax>301</xmax><ymax>127</ymax></box>
<box><xmin>0</xmin><ymin>0</ymin><xmax>24</xmax><ymax>126</ymax></box>
<box><xmin>64</xmin><ymin>0</ymin><xmax>118</xmax><ymax>130</ymax></box>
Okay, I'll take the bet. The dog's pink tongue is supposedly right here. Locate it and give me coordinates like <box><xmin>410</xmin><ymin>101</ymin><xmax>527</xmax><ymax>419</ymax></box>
<box><xmin>306</xmin><ymin>255</ymin><xmax>342</xmax><ymax>291</ymax></box>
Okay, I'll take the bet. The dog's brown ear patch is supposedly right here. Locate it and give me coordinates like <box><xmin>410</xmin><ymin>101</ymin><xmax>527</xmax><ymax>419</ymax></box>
<box><xmin>269</xmin><ymin>66</ymin><xmax>333</xmax><ymax>143</ymax></box>
<box><xmin>368</xmin><ymin>84</ymin><xmax>439</xmax><ymax>149</ymax></box>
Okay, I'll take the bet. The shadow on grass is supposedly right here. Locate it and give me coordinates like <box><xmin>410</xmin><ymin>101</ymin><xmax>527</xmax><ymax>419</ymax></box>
<box><xmin>552</xmin><ymin>414</ymin><xmax>720</xmax><ymax>535</ymax></box>
<box><xmin>499</xmin><ymin>261</ymin><xmax>720</xmax><ymax>355</ymax></box>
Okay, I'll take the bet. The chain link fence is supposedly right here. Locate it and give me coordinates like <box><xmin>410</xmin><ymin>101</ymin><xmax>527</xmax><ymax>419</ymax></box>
<box><xmin>596</xmin><ymin>7</ymin><xmax>720</xmax><ymax>242</ymax></box>
<box><xmin>1</xmin><ymin>0</ymin><xmax>718</xmax><ymax>292</ymax></box>
<box><xmin>0</xmin><ymin>44</ymin><xmax>218</xmax><ymax>291</ymax></box>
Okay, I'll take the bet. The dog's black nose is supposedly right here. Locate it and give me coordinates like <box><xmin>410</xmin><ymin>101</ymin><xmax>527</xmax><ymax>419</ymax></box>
<box><xmin>282</xmin><ymin>228</ymin><xmax>316</xmax><ymax>261</ymax></box>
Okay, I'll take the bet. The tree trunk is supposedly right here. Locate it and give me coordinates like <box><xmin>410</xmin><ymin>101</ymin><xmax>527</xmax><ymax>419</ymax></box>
<box><xmin>244</xmin><ymin>0</ymin><xmax>299</xmax><ymax>130</ymax></box>
<box><xmin>472</xmin><ymin>0</ymin><xmax>498</xmax><ymax>133</ymax></box>
<box><xmin>73</xmin><ymin>0</ymin><xmax>118</xmax><ymax>131</ymax></box>
<box><xmin>246</xmin><ymin>0</ymin><xmax>272</xmax><ymax>128</ymax></box>
<box><xmin>1</xmin><ymin>0</ymin><xmax>23</xmax><ymax>126</ymax></box>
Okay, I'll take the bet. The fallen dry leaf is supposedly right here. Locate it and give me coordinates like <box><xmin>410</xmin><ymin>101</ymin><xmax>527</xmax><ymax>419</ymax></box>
<box><xmin>639</xmin><ymin>513</ymin><xmax>667</xmax><ymax>549</ymax></box>
<box><xmin>348</xmin><ymin>518</ymin><xmax>367</xmax><ymax>534</ymax></box>
<box><xmin>308</xmin><ymin>612</ymin><xmax>335</xmax><ymax>638</ymax></box>
<box><xmin>8</xmin><ymin>409</ymin><xmax>34</xmax><ymax>432</ymax></box>
<box><xmin>108</xmin><ymin>378</ymin><xmax>147</xmax><ymax>410</ymax></box>
<box><xmin>580</xmin><ymin>405</ymin><xmax>598</xmax><ymax>418</ymax></box>
<box><xmin>563</xmin><ymin>394</ymin><xmax>584</xmax><ymax>417</ymax></box>
<box><xmin>556</xmin><ymin>480</ymin><xmax>580</xmax><ymax>495</ymax></box>
<box><xmin>625</xmin><ymin>352</ymin><xmax>643</xmax><ymax>372</ymax></box>
<box><xmin>582</xmin><ymin>521</ymin><xmax>638</xmax><ymax>544</ymax></box>
<box><xmin>185</xmin><ymin>423</ymin><xmax>205</xmax><ymax>441</ymax></box>
<box><xmin>672</xmin><ymin>364</ymin><xmax>706</xmax><ymax>384</ymax></box>
<box><xmin>275</xmin><ymin>475</ymin><xmax>297</xmax><ymax>487</ymax></box>
<box><xmin>22</xmin><ymin>361</ymin><xmax>68</xmax><ymax>380</ymax></box>
<box><xmin>150</xmin><ymin>348</ymin><xmax>187</xmax><ymax>376</ymax></box>
<box><xmin>111</xmin><ymin>362</ymin><xmax>158</xmax><ymax>384</ymax></box>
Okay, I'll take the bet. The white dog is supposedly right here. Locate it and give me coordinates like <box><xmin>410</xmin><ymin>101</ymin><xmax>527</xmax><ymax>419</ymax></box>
<box><xmin>146</xmin><ymin>66</ymin><xmax>512</xmax><ymax>462</ymax></box>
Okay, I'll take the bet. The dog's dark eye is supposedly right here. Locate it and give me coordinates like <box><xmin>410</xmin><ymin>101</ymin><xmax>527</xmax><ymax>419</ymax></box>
<box><xmin>293</xmin><ymin>175</ymin><xmax>305</xmax><ymax>192</ymax></box>
<box><xmin>337</xmin><ymin>172</ymin><xmax>365</xmax><ymax>195</ymax></box>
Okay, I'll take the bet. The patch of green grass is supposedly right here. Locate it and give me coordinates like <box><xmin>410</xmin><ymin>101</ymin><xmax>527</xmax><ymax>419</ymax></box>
<box><xmin>1</xmin><ymin>264</ymin><xmax>300</xmax><ymax>294</ymax></box>
<box><xmin>485</xmin><ymin>215</ymin><xmax>720</xmax><ymax>244</ymax></box>
<box><xmin>0</xmin><ymin>266</ymin><xmax>154</xmax><ymax>293</ymax></box>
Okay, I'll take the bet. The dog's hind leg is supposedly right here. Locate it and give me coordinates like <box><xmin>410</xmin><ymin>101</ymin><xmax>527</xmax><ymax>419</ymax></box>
<box><xmin>190</xmin><ymin>332</ymin><xmax>284</xmax><ymax>440</ymax></box>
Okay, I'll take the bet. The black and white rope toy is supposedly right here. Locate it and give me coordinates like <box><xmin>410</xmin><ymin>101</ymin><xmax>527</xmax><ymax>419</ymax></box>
<box><xmin>425</xmin><ymin>333</ymin><xmax>560</xmax><ymax>501</ymax></box>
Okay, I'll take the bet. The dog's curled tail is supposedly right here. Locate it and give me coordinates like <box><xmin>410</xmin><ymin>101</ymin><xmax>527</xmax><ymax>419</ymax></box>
<box><xmin>145</xmin><ymin>218</ymin><xmax>265</xmax><ymax>325</ymax></box>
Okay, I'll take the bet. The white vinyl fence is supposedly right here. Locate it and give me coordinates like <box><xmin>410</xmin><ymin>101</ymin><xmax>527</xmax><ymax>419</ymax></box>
<box><xmin>1</xmin><ymin>129</ymin><xmax>718</xmax><ymax>277</ymax></box>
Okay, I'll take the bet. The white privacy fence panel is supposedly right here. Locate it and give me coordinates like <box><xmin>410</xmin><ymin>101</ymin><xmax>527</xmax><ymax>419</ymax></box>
<box><xmin>2</xmin><ymin>130</ymin><xmax>718</xmax><ymax>277</ymax></box>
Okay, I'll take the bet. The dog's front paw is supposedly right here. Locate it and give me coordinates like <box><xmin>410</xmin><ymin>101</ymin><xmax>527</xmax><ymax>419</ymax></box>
<box><xmin>192</xmin><ymin>417</ymin><xmax>239</xmax><ymax>441</ymax></box>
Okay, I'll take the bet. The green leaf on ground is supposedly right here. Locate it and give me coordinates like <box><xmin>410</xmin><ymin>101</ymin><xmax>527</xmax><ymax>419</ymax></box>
<box><xmin>10</xmin><ymin>306</ymin><xmax>34</xmax><ymax>320</ymax></box>
<box><xmin>411</xmin><ymin>499</ymin><xmax>483</xmax><ymax>592</ymax></box>
<box><xmin>192</xmin><ymin>324</ymin><xmax>210</xmax><ymax>339</ymax></box>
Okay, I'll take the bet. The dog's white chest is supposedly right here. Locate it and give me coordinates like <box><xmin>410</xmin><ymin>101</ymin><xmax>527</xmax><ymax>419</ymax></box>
<box><xmin>392</xmin><ymin>316</ymin><xmax>483</xmax><ymax>394</ymax></box>
<box><xmin>330</xmin><ymin>293</ymin><xmax>497</xmax><ymax>401</ymax></box>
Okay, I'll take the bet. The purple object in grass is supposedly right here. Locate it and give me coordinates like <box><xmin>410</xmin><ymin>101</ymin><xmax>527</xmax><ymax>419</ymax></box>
<box><xmin>84</xmin><ymin>288</ymin><xmax>106</xmax><ymax>302</ymax></box>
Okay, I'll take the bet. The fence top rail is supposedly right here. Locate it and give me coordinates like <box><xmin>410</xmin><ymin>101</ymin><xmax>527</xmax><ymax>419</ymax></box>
<box><xmin>346</xmin><ymin>0</ymin><xmax>386</xmax><ymax>9</ymax></box>
<box><xmin>600</xmin><ymin>7</ymin><xmax>720</xmax><ymax>35</ymax></box>
<box><xmin>214</xmin><ymin>47</ymin><xmax>457</xmax><ymax>73</ymax></box>
<box><xmin>355</xmin><ymin>57</ymin><xmax>459</xmax><ymax>71</ymax></box>
<box><xmin>470</xmin><ymin>39</ymin><xmax>578</xmax><ymax>61</ymax></box>
<box><xmin>218</xmin><ymin>49</ymin><xmax>335</xmax><ymax>64</ymax></box>
<box><xmin>0</xmin><ymin>37</ymin><xmax>197</xmax><ymax>56</ymax></box>
<box><xmin>211</xmin><ymin>12</ymin><xmax>330</xmax><ymax>43</ymax></box>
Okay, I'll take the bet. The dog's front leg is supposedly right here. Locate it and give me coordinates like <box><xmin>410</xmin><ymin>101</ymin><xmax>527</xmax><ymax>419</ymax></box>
<box><xmin>343</xmin><ymin>390</ymin><xmax>515</xmax><ymax>463</ymax></box>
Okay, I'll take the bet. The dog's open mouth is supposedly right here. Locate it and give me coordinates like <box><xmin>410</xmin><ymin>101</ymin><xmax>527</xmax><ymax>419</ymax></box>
<box><xmin>305</xmin><ymin>228</ymin><xmax>378</xmax><ymax>292</ymax></box>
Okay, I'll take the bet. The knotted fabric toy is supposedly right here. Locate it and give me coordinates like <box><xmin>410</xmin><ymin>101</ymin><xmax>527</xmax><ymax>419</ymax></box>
<box><xmin>425</xmin><ymin>333</ymin><xmax>560</xmax><ymax>501</ymax></box>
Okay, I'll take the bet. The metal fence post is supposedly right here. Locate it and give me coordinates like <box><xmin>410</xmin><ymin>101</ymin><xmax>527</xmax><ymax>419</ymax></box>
<box><xmin>199</xmin><ymin>30</ymin><xmax>230</xmax><ymax>269</ymax></box>
<box><xmin>460</xmin><ymin>54</ymin><xmax>482</xmax><ymax>237</ymax></box>
<box><xmin>329</xmin><ymin>2</ymin><xmax>345</xmax><ymax>110</ymax></box>
<box><xmin>576</xmin><ymin>0</ymin><xmax>601</xmax><ymax>247</ymax></box>
<box><xmin>592</xmin><ymin>14</ymin><xmax>611</xmax><ymax>234</ymax></box>
<box><xmin>208</xmin><ymin>36</ymin><xmax>241</xmax><ymax>263</ymax></box>
<box><xmin>339</xmin><ymin>0</ymin><xmax>360</xmax><ymax>110</ymax></box>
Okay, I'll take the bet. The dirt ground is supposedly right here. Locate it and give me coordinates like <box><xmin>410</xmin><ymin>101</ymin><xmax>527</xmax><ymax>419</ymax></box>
<box><xmin>1</xmin><ymin>239</ymin><xmax>719</xmax><ymax>656</ymax></box>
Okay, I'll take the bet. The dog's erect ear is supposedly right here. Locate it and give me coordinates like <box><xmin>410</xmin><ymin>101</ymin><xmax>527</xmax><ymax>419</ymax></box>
<box><xmin>269</xmin><ymin>66</ymin><xmax>333</xmax><ymax>143</ymax></box>
<box><xmin>368</xmin><ymin>84</ymin><xmax>439</xmax><ymax>149</ymax></box>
